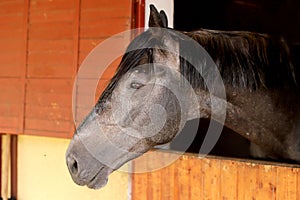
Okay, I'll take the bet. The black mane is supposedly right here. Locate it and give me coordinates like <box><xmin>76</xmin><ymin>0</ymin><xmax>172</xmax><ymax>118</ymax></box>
<box><xmin>98</xmin><ymin>28</ymin><xmax>297</xmax><ymax>106</ymax></box>
<box><xmin>181</xmin><ymin>29</ymin><xmax>296</xmax><ymax>90</ymax></box>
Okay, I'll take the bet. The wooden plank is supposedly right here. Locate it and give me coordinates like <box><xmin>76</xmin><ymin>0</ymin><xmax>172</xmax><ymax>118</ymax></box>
<box><xmin>132</xmin><ymin>156</ymin><xmax>149</xmax><ymax>200</ymax></box>
<box><xmin>80</xmin><ymin>8</ymin><xmax>131</xmax><ymax>21</ymax></box>
<box><xmin>27</xmin><ymin>52</ymin><xmax>75</xmax><ymax>78</ymax></box>
<box><xmin>220</xmin><ymin>159</ymin><xmax>238</xmax><ymax>200</ymax></box>
<box><xmin>28</xmin><ymin>40</ymin><xmax>74</xmax><ymax>53</ymax></box>
<box><xmin>0</xmin><ymin>39</ymin><xmax>25</xmax><ymax>53</ymax></box>
<box><xmin>25</xmin><ymin>78</ymin><xmax>74</xmax><ymax>135</ymax></box>
<box><xmin>160</xmin><ymin>157</ymin><xmax>175</xmax><ymax>200</ymax></box>
<box><xmin>80</xmin><ymin>18</ymin><xmax>130</xmax><ymax>38</ymax></box>
<box><xmin>189</xmin><ymin>156</ymin><xmax>204</xmax><ymax>200</ymax></box>
<box><xmin>0</xmin><ymin>14</ymin><xmax>24</xmax><ymax>27</ymax></box>
<box><xmin>29</xmin><ymin>10</ymin><xmax>75</xmax><ymax>23</ymax></box>
<box><xmin>29</xmin><ymin>0</ymin><xmax>77</xmax><ymax>12</ymax></box>
<box><xmin>81</xmin><ymin>0</ymin><xmax>132</xmax><ymax>10</ymax></box>
<box><xmin>276</xmin><ymin>166</ymin><xmax>297</xmax><ymax>200</ymax></box>
<box><xmin>0</xmin><ymin>27</ymin><xmax>24</xmax><ymax>39</ymax></box>
<box><xmin>175</xmin><ymin>156</ymin><xmax>191</xmax><ymax>200</ymax></box>
<box><xmin>0</xmin><ymin>0</ymin><xmax>25</xmax><ymax>15</ymax></box>
<box><xmin>25</xmin><ymin>105</ymin><xmax>72</xmax><ymax>121</ymax></box>
<box><xmin>0</xmin><ymin>79</ymin><xmax>24</xmax><ymax>133</ymax></box>
<box><xmin>24</xmin><ymin>129</ymin><xmax>71</xmax><ymax>139</ymax></box>
<box><xmin>25</xmin><ymin>79</ymin><xmax>73</xmax><ymax>94</ymax></box>
<box><xmin>237</xmin><ymin>162</ymin><xmax>258</xmax><ymax>200</ymax></box>
<box><xmin>25</xmin><ymin>83</ymin><xmax>72</xmax><ymax>107</ymax></box>
<box><xmin>0</xmin><ymin>116</ymin><xmax>19</xmax><ymax>131</ymax></box>
<box><xmin>296</xmin><ymin>168</ymin><xmax>300</xmax><ymax>200</ymax></box>
<box><xmin>147</xmin><ymin>168</ymin><xmax>162</xmax><ymax>200</ymax></box>
<box><xmin>25</xmin><ymin>118</ymin><xmax>73</xmax><ymax>133</ymax></box>
<box><xmin>0</xmin><ymin>103</ymin><xmax>22</xmax><ymax>114</ymax></box>
<box><xmin>0</xmin><ymin>53</ymin><xmax>24</xmax><ymax>77</ymax></box>
<box><xmin>202</xmin><ymin>158</ymin><xmax>221</xmax><ymax>200</ymax></box>
<box><xmin>255</xmin><ymin>164</ymin><xmax>277</xmax><ymax>200</ymax></box>
<box><xmin>131</xmin><ymin>172</ymin><xmax>148</xmax><ymax>200</ymax></box>
<box><xmin>28</xmin><ymin>21</ymin><xmax>74</xmax><ymax>40</ymax></box>
<box><xmin>79</xmin><ymin>39</ymin><xmax>104</xmax><ymax>55</ymax></box>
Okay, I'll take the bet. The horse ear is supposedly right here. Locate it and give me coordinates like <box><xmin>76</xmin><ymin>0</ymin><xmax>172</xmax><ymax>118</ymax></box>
<box><xmin>149</xmin><ymin>5</ymin><xmax>166</xmax><ymax>28</ymax></box>
<box><xmin>160</xmin><ymin>11</ymin><xmax>168</xmax><ymax>28</ymax></box>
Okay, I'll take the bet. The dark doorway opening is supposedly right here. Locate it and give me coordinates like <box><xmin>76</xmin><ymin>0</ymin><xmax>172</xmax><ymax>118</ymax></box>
<box><xmin>171</xmin><ymin>0</ymin><xmax>300</xmax><ymax>161</ymax></box>
<box><xmin>174</xmin><ymin>0</ymin><xmax>300</xmax><ymax>43</ymax></box>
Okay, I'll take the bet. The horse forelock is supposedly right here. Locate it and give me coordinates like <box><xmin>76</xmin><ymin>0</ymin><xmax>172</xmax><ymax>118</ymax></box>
<box><xmin>96</xmin><ymin>32</ymin><xmax>156</xmax><ymax>107</ymax></box>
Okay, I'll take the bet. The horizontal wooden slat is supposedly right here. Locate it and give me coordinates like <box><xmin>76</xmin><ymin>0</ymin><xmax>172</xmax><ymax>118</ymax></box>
<box><xmin>29</xmin><ymin>21</ymin><xmax>75</xmax><ymax>40</ymax></box>
<box><xmin>29</xmin><ymin>0</ymin><xmax>77</xmax><ymax>12</ymax></box>
<box><xmin>0</xmin><ymin>27</ymin><xmax>23</xmax><ymax>39</ymax></box>
<box><xmin>27</xmin><ymin>52</ymin><xmax>74</xmax><ymax>78</ymax></box>
<box><xmin>0</xmin><ymin>39</ymin><xmax>25</xmax><ymax>53</ymax></box>
<box><xmin>0</xmin><ymin>0</ymin><xmax>25</xmax><ymax>15</ymax></box>
<box><xmin>0</xmin><ymin>53</ymin><xmax>24</xmax><ymax>77</ymax></box>
<box><xmin>0</xmin><ymin>14</ymin><xmax>24</xmax><ymax>27</ymax></box>
<box><xmin>25</xmin><ymin>79</ymin><xmax>73</xmax><ymax>106</ymax></box>
<box><xmin>81</xmin><ymin>0</ymin><xmax>131</xmax><ymax>10</ymax></box>
<box><xmin>77</xmin><ymin>54</ymin><xmax>120</xmax><ymax>80</ymax></box>
<box><xmin>25</xmin><ymin>79</ymin><xmax>74</xmax><ymax>135</ymax></box>
<box><xmin>80</xmin><ymin>18</ymin><xmax>130</xmax><ymax>38</ymax></box>
<box><xmin>79</xmin><ymin>39</ymin><xmax>105</xmax><ymax>55</ymax></box>
<box><xmin>75</xmin><ymin>79</ymin><xmax>109</xmax><ymax>96</ymax></box>
<box><xmin>0</xmin><ymin>116</ymin><xmax>20</xmax><ymax>133</ymax></box>
<box><xmin>24</xmin><ymin>129</ymin><xmax>71</xmax><ymax>138</ymax></box>
<box><xmin>28</xmin><ymin>39</ymin><xmax>74</xmax><ymax>53</ymax></box>
<box><xmin>25</xmin><ymin>118</ymin><xmax>73</xmax><ymax>133</ymax></box>
<box><xmin>0</xmin><ymin>79</ymin><xmax>24</xmax><ymax>102</ymax></box>
<box><xmin>25</xmin><ymin>105</ymin><xmax>72</xmax><ymax>121</ymax></box>
<box><xmin>29</xmin><ymin>10</ymin><xmax>75</xmax><ymax>23</ymax></box>
<box><xmin>81</xmin><ymin>8</ymin><xmax>131</xmax><ymax>21</ymax></box>
<box><xmin>0</xmin><ymin>78</ymin><xmax>24</xmax><ymax>133</ymax></box>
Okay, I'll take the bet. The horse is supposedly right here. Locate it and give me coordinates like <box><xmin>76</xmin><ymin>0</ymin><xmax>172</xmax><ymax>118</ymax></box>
<box><xmin>66</xmin><ymin>5</ymin><xmax>300</xmax><ymax>189</ymax></box>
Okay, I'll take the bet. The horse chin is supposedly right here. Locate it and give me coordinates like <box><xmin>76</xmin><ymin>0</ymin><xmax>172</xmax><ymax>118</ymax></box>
<box><xmin>86</xmin><ymin>166</ymin><xmax>114</xmax><ymax>189</ymax></box>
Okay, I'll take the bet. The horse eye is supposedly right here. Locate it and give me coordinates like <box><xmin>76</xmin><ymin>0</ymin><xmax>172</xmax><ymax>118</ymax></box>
<box><xmin>134</xmin><ymin>68</ymin><xmax>149</xmax><ymax>74</ymax></box>
<box><xmin>130</xmin><ymin>82</ymin><xmax>144</xmax><ymax>89</ymax></box>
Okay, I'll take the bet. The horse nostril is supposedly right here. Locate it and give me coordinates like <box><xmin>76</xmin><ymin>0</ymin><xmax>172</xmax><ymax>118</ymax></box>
<box><xmin>68</xmin><ymin>156</ymin><xmax>79</xmax><ymax>175</ymax></box>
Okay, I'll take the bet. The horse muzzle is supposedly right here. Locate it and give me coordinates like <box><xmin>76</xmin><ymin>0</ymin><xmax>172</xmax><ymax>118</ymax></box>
<box><xmin>66</xmin><ymin>135</ymin><xmax>113</xmax><ymax>189</ymax></box>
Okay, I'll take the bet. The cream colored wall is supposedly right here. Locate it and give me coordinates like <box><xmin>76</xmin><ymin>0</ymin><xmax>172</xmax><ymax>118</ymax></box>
<box><xmin>145</xmin><ymin>0</ymin><xmax>174</xmax><ymax>28</ymax></box>
<box><xmin>16</xmin><ymin>135</ymin><xmax>129</xmax><ymax>200</ymax></box>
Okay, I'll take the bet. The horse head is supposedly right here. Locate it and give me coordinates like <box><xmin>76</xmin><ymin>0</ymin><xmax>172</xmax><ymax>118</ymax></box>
<box><xmin>65</xmin><ymin>5</ymin><xmax>202</xmax><ymax>189</ymax></box>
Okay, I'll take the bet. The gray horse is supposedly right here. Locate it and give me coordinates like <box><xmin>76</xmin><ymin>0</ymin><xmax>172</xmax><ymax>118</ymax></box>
<box><xmin>66</xmin><ymin>5</ymin><xmax>299</xmax><ymax>189</ymax></box>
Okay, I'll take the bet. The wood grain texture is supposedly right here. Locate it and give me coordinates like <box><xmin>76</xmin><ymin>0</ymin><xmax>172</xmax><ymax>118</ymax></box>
<box><xmin>0</xmin><ymin>0</ymin><xmax>28</xmax><ymax>133</ymax></box>
<box><xmin>0</xmin><ymin>0</ymin><xmax>132</xmax><ymax>137</ymax></box>
<box><xmin>132</xmin><ymin>151</ymin><xmax>300</xmax><ymax>200</ymax></box>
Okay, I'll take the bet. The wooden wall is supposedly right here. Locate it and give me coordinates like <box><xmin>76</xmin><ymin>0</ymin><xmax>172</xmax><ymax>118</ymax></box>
<box><xmin>132</xmin><ymin>151</ymin><xmax>300</xmax><ymax>200</ymax></box>
<box><xmin>0</xmin><ymin>0</ymin><xmax>133</xmax><ymax>138</ymax></box>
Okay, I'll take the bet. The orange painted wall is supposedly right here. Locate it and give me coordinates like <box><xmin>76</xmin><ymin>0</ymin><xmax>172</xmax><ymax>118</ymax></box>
<box><xmin>0</xmin><ymin>0</ymin><xmax>133</xmax><ymax>138</ymax></box>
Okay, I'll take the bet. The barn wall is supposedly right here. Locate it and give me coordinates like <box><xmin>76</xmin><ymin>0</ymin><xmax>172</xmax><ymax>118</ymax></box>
<box><xmin>0</xmin><ymin>0</ymin><xmax>27</xmax><ymax>133</ymax></box>
<box><xmin>0</xmin><ymin>0</ymin><xmax>133</xmax><ymax>138</ymax></box>
<box><xmin>0</xmin><ymin>0</ymin><xmax>135</xmax><ymax>199</ymax></box>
